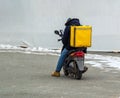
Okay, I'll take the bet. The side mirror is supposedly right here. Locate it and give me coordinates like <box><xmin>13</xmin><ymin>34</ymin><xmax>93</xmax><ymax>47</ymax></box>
<box><xmin>54</xmin><ymin>30</ymin><xmax>59</xmax><ymax>35</ymax></box>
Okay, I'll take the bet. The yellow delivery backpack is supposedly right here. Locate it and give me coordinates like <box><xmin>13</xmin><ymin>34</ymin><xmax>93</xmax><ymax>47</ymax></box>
<box><xmin>70</xmin><ymin>25</ymin><xmax>92</xmax><ymax>47</ymax></box>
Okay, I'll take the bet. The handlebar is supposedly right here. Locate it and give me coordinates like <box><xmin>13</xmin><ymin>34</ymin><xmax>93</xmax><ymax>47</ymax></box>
<box><xmin>54</xmin><ymin>30</ymin><xmax>63</xmax><ymax>41</ymax></box>
<box><xmin>54</xmin><ymin>30</ymin><xmax>63</xmax><ymax>37</ymax></box>
<box><xmin>58</xmin><ymin>39</ymin><xmax>62</xmax><ymax>41</ymax></box>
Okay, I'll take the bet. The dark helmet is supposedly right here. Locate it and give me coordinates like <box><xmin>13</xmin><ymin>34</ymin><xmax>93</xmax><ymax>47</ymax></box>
<box><xmin>65</xmin><ymin>18</ymin><xmax>81</xmax><ymax>26</ymax></box>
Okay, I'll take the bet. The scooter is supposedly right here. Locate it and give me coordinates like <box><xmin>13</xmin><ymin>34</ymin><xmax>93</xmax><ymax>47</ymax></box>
<box><xmin>54</xmin><ymin>30</ymin><xmax>88</xmax><ymax>80</ymax></box>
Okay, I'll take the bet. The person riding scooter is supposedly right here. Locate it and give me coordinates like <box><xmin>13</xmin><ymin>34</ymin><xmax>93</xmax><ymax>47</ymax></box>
<box><xmin>51</xmin><ymin>18</ymin><xmax>87</xmax><ymax>77</ymax></box>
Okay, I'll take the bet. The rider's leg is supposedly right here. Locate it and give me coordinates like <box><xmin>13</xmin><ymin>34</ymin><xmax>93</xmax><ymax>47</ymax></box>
<box><xmin>52</xmin><ymin>48</ymin><xmax>68</xmax><ymax>77</ymax></box>
<box><xmin>56</xmin><ymin>48</ymin><xmax>68</xmax><ymax>72</ymax></box>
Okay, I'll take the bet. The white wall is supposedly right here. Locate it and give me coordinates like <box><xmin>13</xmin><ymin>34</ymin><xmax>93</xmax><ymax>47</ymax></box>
<box><xmin>0</xmin><ymin>0</ymin><xmax>120</xmax><ymax>50</ymax></box>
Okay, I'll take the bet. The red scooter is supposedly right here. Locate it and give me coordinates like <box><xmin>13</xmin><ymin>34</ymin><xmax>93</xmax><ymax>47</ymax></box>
<box><xmin>55</xmin><ymin>30</ymin><xmax>88</xmax><ymax>79</ymax></box>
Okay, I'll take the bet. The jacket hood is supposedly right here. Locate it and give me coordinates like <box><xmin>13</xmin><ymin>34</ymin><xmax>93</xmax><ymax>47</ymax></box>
<box><xmin>65</xmin><ymin>18</ymin><xmax>81</xmax><ymax>26</ymax></box>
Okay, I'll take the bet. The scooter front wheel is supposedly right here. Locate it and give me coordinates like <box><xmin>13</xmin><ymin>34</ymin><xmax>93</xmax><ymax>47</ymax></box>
<box><xmin>63</xmin><ymin>65</ymin><xmax>69</xmax><ymax>76</ymax></box>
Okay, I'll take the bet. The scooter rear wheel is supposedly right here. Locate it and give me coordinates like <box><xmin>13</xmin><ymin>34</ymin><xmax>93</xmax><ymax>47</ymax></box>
<box><xmin>73</xmin><ymin>61</ymin><xmax>82</xmax><ymax>80</ymax></box>
<box><xmin>68</xmin><ymin>60</ymin><xmax>82</xmax><ymax>80</ymax></box>
<box><xmin>75</xmin><ymin>69</ymin><xmax>82</xmax><ymax>80</ymax></box>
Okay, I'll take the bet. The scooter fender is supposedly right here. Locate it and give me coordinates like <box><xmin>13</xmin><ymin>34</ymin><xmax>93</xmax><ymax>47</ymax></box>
<box><xmin>74</xmin><ymin>57</ymin><xmax>84</xmax><ymax>71</ymax></box>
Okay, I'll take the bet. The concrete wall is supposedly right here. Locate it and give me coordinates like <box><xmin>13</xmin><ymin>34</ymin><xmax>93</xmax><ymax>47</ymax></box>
<box><xmin>0</xmin><ymin>0</ymin><xmax>120</xmax><ymax>50</ymax></box>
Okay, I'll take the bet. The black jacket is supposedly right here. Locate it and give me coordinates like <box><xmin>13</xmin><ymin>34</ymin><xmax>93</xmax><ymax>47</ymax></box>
<box><xmin>62</xmin><ymin>18</ymin><xmax>80</xmax><ymax>50</ymax></box>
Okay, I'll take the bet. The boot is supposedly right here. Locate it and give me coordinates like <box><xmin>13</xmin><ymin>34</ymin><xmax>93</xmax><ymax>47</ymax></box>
<box><xmin>51</xmin><ymin>71</ymin><xmax>60</xmax><ymax>77</ymax></box>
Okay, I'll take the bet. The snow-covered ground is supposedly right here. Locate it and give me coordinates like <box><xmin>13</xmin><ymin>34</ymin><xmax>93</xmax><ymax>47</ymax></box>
<box><xmin>85</xmin><ymin>54</ymin><xmax>120</xmax><ymax>70</ymax></box>
<box><xmin>0</xmin><ymin>44</ymin><xmax>120</xmax><ymax>71</ymax></box>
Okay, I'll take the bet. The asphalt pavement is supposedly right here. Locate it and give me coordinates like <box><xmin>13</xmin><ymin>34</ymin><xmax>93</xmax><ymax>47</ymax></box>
<box><xmin>0</xmin><ymin>52</ymin><xmax>120</xmax><ymax>98</ymax></box>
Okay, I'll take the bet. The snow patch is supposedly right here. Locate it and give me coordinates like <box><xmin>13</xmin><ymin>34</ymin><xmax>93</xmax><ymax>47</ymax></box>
<box><xmin>0</xmin><ymin>44</ymin><xmax>120</xmax><ymax>70</ymax></box>
<box><xmin>85</xmin><ymin>54</ymin><xmax>120</xmax><ymax>70</ymax></box>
